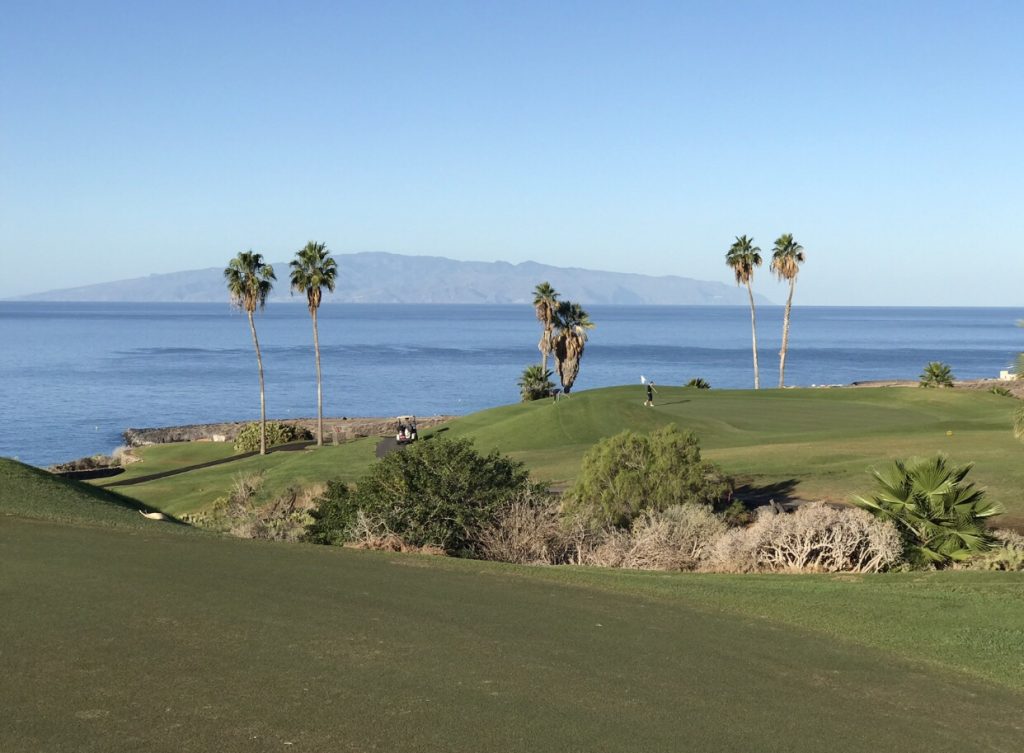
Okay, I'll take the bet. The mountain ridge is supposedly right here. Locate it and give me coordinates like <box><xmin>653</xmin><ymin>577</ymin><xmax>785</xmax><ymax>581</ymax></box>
<box><xmin>16</xmin><ymin>252</ymin><xmax>772</xmax><ymax>305</ymax></box>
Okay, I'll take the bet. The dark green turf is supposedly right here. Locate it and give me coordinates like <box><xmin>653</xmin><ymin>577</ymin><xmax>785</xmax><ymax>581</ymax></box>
<box><xmin>3</xmin><ymin>518</ymin><xmax>1023</xmax><ymax>753</ymax></box>
<box><xmin>3</xmin><ymin>458</ymin><xmax>1023</xmax><ymax>751</ymax></box>
<box><xmin>0</xmin><ymin>458</ymin><xmax>191</xmax><ymax>532</ymax></box>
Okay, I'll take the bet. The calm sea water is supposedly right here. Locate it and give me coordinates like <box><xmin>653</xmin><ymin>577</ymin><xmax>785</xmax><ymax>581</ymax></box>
<box><xmin>1</xmin><ymin>302</ymin><xmax>1021</xmax><ymax>466</ymax></box>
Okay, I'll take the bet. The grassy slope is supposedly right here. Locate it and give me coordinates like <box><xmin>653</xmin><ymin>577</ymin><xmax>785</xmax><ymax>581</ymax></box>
<box><xmin>4</xmin><ymin>459</ymin><xmax>1024</xmax><ymax>751</ymax></box>
<box><xmin>106</xmin><ymin>386</ymin><xmax>1024</xmax><ymax>524</ymax></box>
<box><xmin>3</xmin><ymin>517</ymin><xmax>1023</xmax><ymax>753</ymax></box>
<box><xmin>101</xmin><ymin>438</ymin><xmax>378</xmax><ymax>515</ymax></box>
<box><xmin>0</xmin><ymin>458</ymin><xmax>192</xmax><ymax>532</ymax></box>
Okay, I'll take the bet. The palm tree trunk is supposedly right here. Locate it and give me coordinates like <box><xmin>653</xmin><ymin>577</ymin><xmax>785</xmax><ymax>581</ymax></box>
<box><xmin>312</xmin><ymin>307</ymin><xmax>323</xmax><ymax>446</ymax></box>
<box><xmin>778</xmin><ymin>278</ymin><xmax>796</xmax><ymax>388</ymax></box>
<box><xmin>248</xmin><ymin>310</ymin><xmax>267</xmax><ymax>455</ymax></box>
<box><xmin>746</xmin><ymin>282</ymin><xmax>760</xmax><ymax>389</ymax></box>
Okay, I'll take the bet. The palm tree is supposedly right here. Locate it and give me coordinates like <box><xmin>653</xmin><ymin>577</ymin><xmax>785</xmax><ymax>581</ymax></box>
<box><xmin>290</xmin><ymin>241</ymin><xmax>338</xmax><ymax>447</ymax></box>
<box><xmin>517</xmin><ymin>364</ymin><xmax>555</xmax><ymax>402</ymax></box>
<box><xmin>552</xmin><ymin>301</ymin><xmax>595</xmax><ymax>394</ymax></box>
<box><xmin>853</xmin><ymin>456</ymin><xmax>1004</xmax><ymax>566</ymax></box>
<box><xmin>725</xmin><ymin>235</ymin><xmax>763</xmax><ymax>389</ymax></box>
<box><xmin>533</xmin><ymin>282</ymin><xmax>560</xmax><ymax>373</ymax></box>
<box><xmin>770</xmin><ymin>233</ymin><xmax>805</xmax><ymax>388</ymax></box>
<box><xmin>919</xmin><ymin>361</ymin><xmax>955</xmax><ymax>388</ymax></box>
<box><xmin>224</xmin><ymin>251</ymin><xmax>276</xmax><ymax>455</ymax></box>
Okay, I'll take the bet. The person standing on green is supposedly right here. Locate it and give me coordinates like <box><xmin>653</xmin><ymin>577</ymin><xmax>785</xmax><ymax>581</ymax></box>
<box><xmin>644</xmin><ymin>380</ymin><xmax>657</xmax><ymax>407</ymax></box>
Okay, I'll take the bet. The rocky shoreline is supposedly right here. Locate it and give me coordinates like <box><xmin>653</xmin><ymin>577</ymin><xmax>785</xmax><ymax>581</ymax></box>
<box><xmin>121</xmin><ymin>415</ymin><xmax>453</xmax><ymax>447</ymax></box>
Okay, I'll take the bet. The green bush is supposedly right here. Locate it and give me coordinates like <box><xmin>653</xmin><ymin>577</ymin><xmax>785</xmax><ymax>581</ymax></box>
<box><xmin>306</xmin><ymin>437</ymin><xmax>531</xmax><ymax>555</ymax></box>
<box><xmin>919</xmin><ymin>362</ymin><xmax>954</xmax><ymax>388</ymax></box>
<box><xmin>233</xmin><ymin>422</ymin><xmax>312</xmax><ymax>452</ymax></box>
<box><xmin>304</xmin><ymin>481</ymin><xmax>359</xmax><ymax>545</ymax></box>
<box><xmin>853</xmin><ymin>455</ymin><xmax>1004</xmax><ymax>567</ymax></box>
<box><xmin>517</xmin><ymin>364</ymin><xmax>555</xmax><ymax>402</ymax></box>
<box><xmin>564</xmin><ymin>424</ymin><xmax>730</xmax><ymax>529</ymax></box>
<box><xmin>684</xmin><ymin>378</ymin><xmax>711</xmax><ymax>389</ymax></box>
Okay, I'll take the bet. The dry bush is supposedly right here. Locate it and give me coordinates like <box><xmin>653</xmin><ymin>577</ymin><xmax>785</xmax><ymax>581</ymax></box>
<box><xmin>581</xmin><ymin>505</ymin><xmax>726</xmax><ymax>571</ymax></box>
<box><xmin>477</xmin><ymin>491</ymin><xmax>579</xmax><ymax>565</ymax></box>
<box><xmin>344</xmin><ymin>511</ymin><xmax>446</xmax><ymax>555</ymax></box>
<box><xmin>958</xmin><ymin>529</ymin><xmax>1024</xmax><ymax>571</ymax></box>
<box><xmin>185</xmin><ymin>474</ymin><xmax>320</xmax><ymax>542</ymax></box>
<box><xmin>704</xmin><ymin>503</ymin><xmax>903</xmax><ymax>573</ymax></box>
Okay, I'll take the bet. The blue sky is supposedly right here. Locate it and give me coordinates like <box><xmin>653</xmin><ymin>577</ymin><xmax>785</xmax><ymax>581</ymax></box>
<box><xmin>2</xmin><ymin>0</ymin><xmax>1022</xmax><ymax>304</ymax></box>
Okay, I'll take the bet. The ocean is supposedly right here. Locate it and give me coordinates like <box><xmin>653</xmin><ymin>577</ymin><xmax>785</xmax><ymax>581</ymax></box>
<box><xmin>1</xmin><ymin>302</ymin><xmax>1021</xmax><ymax>467</ymax></box>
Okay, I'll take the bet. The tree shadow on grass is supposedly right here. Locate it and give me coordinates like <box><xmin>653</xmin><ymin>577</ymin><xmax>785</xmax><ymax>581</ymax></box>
<box><xmin>731</xmin><ymin>478</ymin><xmax>800</xmax><ymax>509</ymax></box>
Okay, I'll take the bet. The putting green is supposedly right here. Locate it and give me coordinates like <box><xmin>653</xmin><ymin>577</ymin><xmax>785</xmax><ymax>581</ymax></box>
<box><xmin>103</xmin><ymin>386</ymin><xmax>1024</xmax><ymax>525</ymax></box>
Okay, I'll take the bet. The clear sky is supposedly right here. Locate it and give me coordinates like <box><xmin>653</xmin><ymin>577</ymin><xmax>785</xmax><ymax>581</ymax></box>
<box><xmin>2</xmin><ymin>0</ymin><xmax>1022</xmax><ymax>304</ymax></box>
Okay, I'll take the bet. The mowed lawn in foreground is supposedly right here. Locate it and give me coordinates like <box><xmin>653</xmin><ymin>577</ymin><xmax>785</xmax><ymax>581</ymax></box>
<box><xmin>103</xmin><ymin>386</ymin><xmax>1024</xmax><ymax>524</ymax></box>
<box><xmin>4</xmin><ymin>460</ymin><xmax>1024</xmax><ymax>752</ymax></box>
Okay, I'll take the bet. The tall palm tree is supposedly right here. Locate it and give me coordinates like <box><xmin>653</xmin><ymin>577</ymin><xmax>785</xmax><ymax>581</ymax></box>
<box><xmin>224</xmin><ymin>251</ymin><xmax>276</xmax><ymax>455</ymax></box>
<box><xmin>552</xmin><ymin>301</ymin><xmax>595</xmax><ymax>394</ymax></box>
<box><xmin>770</xmin><ymin>233</ymin><xmax>805</xmax><ymax>388</ymax></box>
<box><xmin>725</xmin><ymin>235</ymin><xmax>763</xmax><ymax>389</ymax></box>
<box><xmin>290</xmin><ymin>241</ymin><xmax>338</xmax><ymax>447</ymax></box>
<box><xmin>533</xmin><ymin>282</ymin><xmax>560</xmax><ymax>373</ymax></box>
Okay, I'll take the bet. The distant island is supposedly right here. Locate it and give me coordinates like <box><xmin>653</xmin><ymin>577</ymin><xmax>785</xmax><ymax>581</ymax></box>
<box><xmin>16</xmin><ymin>252</ymin><xmax>772</xmax><ymax>305</ymax></box>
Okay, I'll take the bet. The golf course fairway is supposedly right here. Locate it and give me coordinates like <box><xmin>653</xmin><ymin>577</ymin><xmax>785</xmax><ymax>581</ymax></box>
<box><xmin>3</xmin><ymin>460</ymin><xmax>1023</xmax><ymax>752</ymax></box>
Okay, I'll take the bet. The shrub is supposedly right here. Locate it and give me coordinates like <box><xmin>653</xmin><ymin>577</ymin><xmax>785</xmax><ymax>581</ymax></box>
<box><xmin>477</xmin><ymin>487</ymin><xmax>576</xmax><ymax>565</ymax></box>
<box><xmin>304</xmin><ymin>480</ymin><xmax>359</xmax><ymax>545</ymax></box>
<box><xmin>705</xmin><ymin>503</ymin><xmax>903</xmax><ymax>573</ymax></box>
<box><xmin>233</xmin><ymin>422</ymin><xmax>312</xmax><ymax>452</ymax></box>
<box><xmin>959</xmin><ymin>529</ymin><xmax>1024</xmax><ymax>571</ymax></box>
<box><xmin>989</xmin><ymin>386</ymin><xmax>1013</xmax><ymax>397</ymax></box>
<box><xmin>185</xmin><ymin>473</ymin><xmax>319</xmax><ymax>541</ymax></box>
<box><xmin>720</xmin><ymin>499</ymin><xmax>753</xmax><ymax>527</ymax></box>
<box><xmin>583</xmin><ymin>505</ymin><xmax>726</xmax><ymax>571</ymax></box>
<box><xmin>1014</xmin><ymin>403</ymin><xmax>1024</xmax><ymax>441</ymax></box>
<box><xmin>564</xmin><ymin>424</ymin><xmax>730</xmax><ymax>529</ymax></box>
<box><xmin>517</xmin><ymin>364</ymin><xmax>556</xmax><ymax>402</ymax></box>
<box><xmin>919</xmin><ymin>361</ymin><xmax>954</xmax><ymax>388</ymax></box>
<box><xmin>684</xmin><ymin>378</ymin><xmax>711</xmax><ymax>389</ymax></box>
<box><xmin>852</xmin><ymin>455</ymin><xmax>1004</xmax><ymax>567</ymax></box>
<box><xmin>307</xmin><ymin>437</ymin><xmax>531</xmax><ymax>555</ymax></box>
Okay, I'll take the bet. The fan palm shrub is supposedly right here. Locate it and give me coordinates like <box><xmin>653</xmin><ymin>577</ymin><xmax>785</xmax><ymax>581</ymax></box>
<box><xmin>919</xmin><ymin>361</ymin><xmax>954</xmax><ymax>388</ymax></box>
<box><xmin>684</xmin><ymin>378</ymin><xmax>711</xmax><ymax>389</ymax></box>
<box><xmin>852</xmin><ymin>455</ymin><xmax>1004</xmax><ymax>567</ymax></box>
<box><xmin>517</xmin><ymin>364</ymin><xmax>555</xmax><ymax>401</ymax></box>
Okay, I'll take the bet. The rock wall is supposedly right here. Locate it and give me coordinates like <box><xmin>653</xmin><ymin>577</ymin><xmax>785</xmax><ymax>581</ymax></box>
<box><xmin>122</xmin><ymin>416</ymin><xmax>453</xmax><ymax>447</ymax></box>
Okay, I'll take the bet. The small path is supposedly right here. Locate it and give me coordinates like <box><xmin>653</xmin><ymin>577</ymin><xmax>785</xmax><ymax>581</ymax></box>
<box><xmin>100</xmin><ymin>441</ymin><xmax>315</xmax><ymax>487</ymax></box>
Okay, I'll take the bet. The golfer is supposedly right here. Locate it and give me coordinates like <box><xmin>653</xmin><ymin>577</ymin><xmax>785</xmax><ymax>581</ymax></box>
<box><xmin>645</xmin><ymin>381</ymin><xmax>658</xmax><ymax>407</ymax></box>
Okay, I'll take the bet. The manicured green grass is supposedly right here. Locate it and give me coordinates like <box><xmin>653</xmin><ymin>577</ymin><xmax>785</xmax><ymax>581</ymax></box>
<box><xmin>114</xmin><ymin>440</ymin><xmax>238</xmax><ymax>480</ymax></box>
<box><xmin>4</xmin><ymin>456</ymin><xmax>1024</xmax><ymax>751</ymax></box>
<box><xmin>0</xmin><ymin>458</ymin><xmax>192</xmax><ymax>531</ymax></box>
<box><xmin>4</xmin><ymin>517</ymin><xmax>1024</xmax><ymax>752</ymax></box>
<box><xmin>98</xmin><ymin>438</ymin><xmax>378</xmax><ymax>515</ymax></box>
<box><xmin>106</xmin><ymin>386</ymin><xmax>1024</xmax><ymax>524</ymax></box>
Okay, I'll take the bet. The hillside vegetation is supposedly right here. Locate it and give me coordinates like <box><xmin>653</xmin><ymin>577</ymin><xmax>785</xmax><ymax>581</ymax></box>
<box><xmin>102</xmin><ymin>386</ymin><xmax>1024</xmax><ymax>524</ymax></box>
